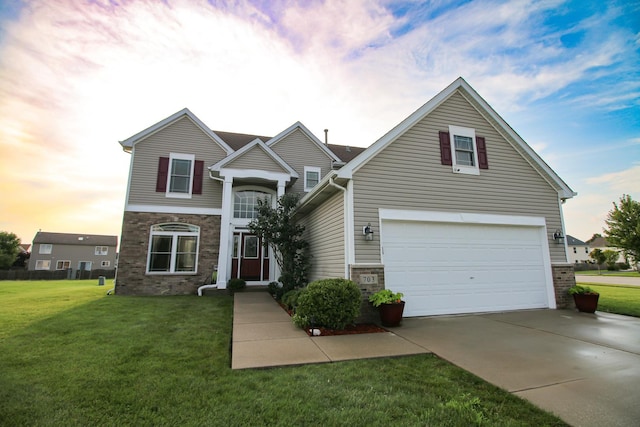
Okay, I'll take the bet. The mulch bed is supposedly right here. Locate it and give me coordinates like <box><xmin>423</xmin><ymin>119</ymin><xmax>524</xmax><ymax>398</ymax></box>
<box><xmin>277</xmin><ymin>300</ymin><xmax>388</xmax><ymax>336</ymax></box>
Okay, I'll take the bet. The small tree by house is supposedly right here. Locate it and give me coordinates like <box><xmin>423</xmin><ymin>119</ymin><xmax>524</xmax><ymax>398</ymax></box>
<box><xmin>248</xmin><ymin>193</ymin><xmax>310</xmax><ymax>293</ymax></box>
<box><xmin>603</xmin><ymin>249</ymin><xmax>620</xmax><ymax>271</ymax></box>
<box><xmin>0</xmin><ymin>231</ymin><xmax>21</xmax><ymax>270</ymax></box>
<box><xmin>589</xmin><ymin>248</ymin><xmax>606</xmax><ymax>274</ymax></box>
<box><xmin>605</xmin><ymin>194</ymin><xmax>640</xmax><ymax>271</ymax></box>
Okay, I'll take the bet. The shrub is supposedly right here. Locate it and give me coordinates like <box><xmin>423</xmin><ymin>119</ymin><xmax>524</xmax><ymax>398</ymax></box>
<box><xmin>227</xmin><ymin>278</ymin><xmax>246</xmax><ymax>294</ymax></box>
<box><xmin>281</xmin><ymin>288</ymin><xmax>306</xmax><ymax>310</ymax></box>
<box><xmin>267</xmin><ymin>281</ymin><xmax>280</xmax><ymax>297</ymax></box>
<box><xmin>292</xmin><ymin>278</ymin><xmax>361</xmax><ymax>330</ymax></box>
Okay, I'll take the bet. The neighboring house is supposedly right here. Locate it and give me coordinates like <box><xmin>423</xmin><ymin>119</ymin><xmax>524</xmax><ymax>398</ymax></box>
<box><xmin>116</xmin><ymin>77</ymin><xmax>577</xmax><ymax>317</ymax></box>
<box><xmin>588</xmin><ymin>236</ymin><xmax>627</xmax><ymax>264</ymax></box>
<box><xmin>29</xmin><ymin>232</ymin><xmax>118</xmax><ymax>277</ymax></box>
<box><xmin>566</xmin><ymin>235</ymin><xmax>590</xmax><ymax>264</ymax></box>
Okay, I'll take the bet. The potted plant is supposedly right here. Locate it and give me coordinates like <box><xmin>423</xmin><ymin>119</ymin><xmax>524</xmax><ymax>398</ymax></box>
<box><xmin>369</xmin><ymin>289</ymin><xmax>405</xmax><ymax>327</ymax></box>
<box><xmin>568</xmin><ymin>285</ymin><xmax>599</xmax><ymax>313</ymax></box>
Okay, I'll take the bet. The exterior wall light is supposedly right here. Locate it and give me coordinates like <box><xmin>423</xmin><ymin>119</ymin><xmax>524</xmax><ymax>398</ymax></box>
<box><xmin>363</xmin><ymin>223</ymin><xmax>374</xmax><ymax>241</ymax></box>
<box><xmin>553</xmin><ymin>229</ymin><xmax>565</xmax><ymax>244</ymax></box>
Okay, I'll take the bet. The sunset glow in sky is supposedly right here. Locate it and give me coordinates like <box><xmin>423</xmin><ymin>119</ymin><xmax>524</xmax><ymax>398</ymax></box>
<box><xmin>1</xmin><ymin>0</ymin><xmax>638</xmax><ymax>246</ymax></box>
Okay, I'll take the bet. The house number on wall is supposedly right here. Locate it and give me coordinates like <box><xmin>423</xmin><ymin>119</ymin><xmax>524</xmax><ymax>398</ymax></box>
<box><xmin>360</xmin><ymin>274</ymin><xmax>378</xmax><ymax>285</ymax></box>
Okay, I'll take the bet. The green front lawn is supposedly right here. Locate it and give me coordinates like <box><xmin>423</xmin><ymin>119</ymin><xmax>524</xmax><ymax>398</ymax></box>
<box><xmin>575</xmin><ymin>270</ymin><xmax>640</xmax><ymax>277</ymax></box>
<box><xmin>0</xmin><ymin>280</ymin><xmax>566</xmax><ymax>426</ymax></box>
<box><xmin>579</xmin><ymin>284</ymin><xmax>640</xmax><ymax>318</ymax></box>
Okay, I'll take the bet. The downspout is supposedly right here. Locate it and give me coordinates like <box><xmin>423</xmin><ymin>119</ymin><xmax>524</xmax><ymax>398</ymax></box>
<box><xmin>198</xmin><ymin>171</ymin><xmax>224</xmax><ymax>296</ymax></box>
<box><xmin>328</xmin><ymin>177</ymin><xmax>349</xmax><ymax>278</ymax></box>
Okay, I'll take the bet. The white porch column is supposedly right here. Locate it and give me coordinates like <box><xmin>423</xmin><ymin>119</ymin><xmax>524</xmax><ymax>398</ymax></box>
<box><xmin>277</xmin><ymin>180</ymin><xmax>285</xmax><ymax>199</ymax></box>
<box><xmin>216</xmin><ymin>176</ymin><xmax>234</xmax><ymax>289</ymax></box>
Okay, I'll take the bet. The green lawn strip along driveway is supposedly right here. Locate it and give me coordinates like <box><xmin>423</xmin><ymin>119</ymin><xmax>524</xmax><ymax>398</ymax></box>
<box><xmin>0</xmin><ymin>280</ymin><xmax>566</xmax><ymax>426</ymax></box>
<box><xmin>576</xmin><ymin>283</ymin><xmax>640</xmax><ymax>318</ymax></box>
<box><xmin>576</xmin><ymin>271</ymin><xmax>640</xmax><ymax>277</ymax></box>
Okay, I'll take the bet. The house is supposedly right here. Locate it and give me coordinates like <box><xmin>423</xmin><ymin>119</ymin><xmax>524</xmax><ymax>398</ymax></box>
<box><xmin>29</xmin><ymin>232</ymin><xmax>118</xmax><ymax>277</ymax></box>
<box><xmin>116</xmin><ymin>77</ymin><xmax>577</xmax><ymax>316</ymax></box>
<box><xmin>588</xmin><ymin>236</ymin><xmax>627</xmax><ymax>264</ymax></box>
<box><xmin>566</xmin><ymin>235</ymin><xmax>590</xmax><ymax>264</ymax></box>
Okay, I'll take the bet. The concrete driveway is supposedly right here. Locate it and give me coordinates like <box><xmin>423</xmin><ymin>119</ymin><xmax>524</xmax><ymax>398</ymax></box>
<box><xmin>392</xmin><ymin>309</ymin><xmax>640</xmax><ymax>427</ymax></box>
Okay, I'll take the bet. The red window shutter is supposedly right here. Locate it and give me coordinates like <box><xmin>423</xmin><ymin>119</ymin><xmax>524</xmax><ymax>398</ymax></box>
<box><xmin>477</xmin><ymin>136</ymin><xmax>489</xmax><ymax>169</ymax></box>
<box><xmin>439</xmin><ymin>131</ymin><xmax>452</xmax><ymax>165</ymax></box>
<box><xmin>193</xmin><ymin>160</ymin><xmax>204</xmax><ymax>195</ymax></box>
<box><xmin>156</xmin><ymin>157</ymin><xmax>169</xmax><ymax>192</ymax></box>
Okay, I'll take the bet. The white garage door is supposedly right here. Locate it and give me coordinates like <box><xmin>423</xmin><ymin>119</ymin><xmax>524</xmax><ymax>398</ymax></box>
<box><xmin>381</xmin><ymin>217</ymin><xmax>552</xmax><ymax>317</ymax></box>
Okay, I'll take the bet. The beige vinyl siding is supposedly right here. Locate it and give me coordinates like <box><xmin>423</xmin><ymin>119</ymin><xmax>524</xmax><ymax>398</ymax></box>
<box><xmin>299</xmin><ymin>191</ymin><xmax>345</xmax><ymax>281</ymax></box>
<box><xmin>225</xmin><ymin>145</ymin><xmax>290</xmax><ymax>173</ymax></box>
<box><xmin>270</xmin><ymin>128</ymin><xmax>333</xmax><ymax>194</ymax></box>
<box><xmin>128</xmin><ymin>117</ymin><xmax>226</xmax><ymax>208</ymax></box>
<box><xmin>352</xmin><ymin>90</ymin><xmax>567</xmax><ymax>264</ymax></box>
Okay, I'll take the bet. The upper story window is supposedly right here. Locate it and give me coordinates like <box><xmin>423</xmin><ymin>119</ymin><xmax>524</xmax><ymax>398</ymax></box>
<box><xmin>439</xmin><ymin>126</ymin><xmax>488</xmax><ymax>175</ymax></box>
<box><xmin>168</xmin><ymin>153</ymin><xmax>194</xmax><ymax>197</ymax></box>
<box><xmin>156</xmin><ymin>154</ymin><xmax>204</xmax><ymax>198</ymax></box>
<box><xmin>147</xmin><ymin>223</ymin><xmax>199</xmax><ymax>274</ymax></box>
<box><xmin>95</xmin><ymin>246</ymin><xmax>109</xmax><ymax>255</ymax></box>
<box><xmin>39</xmin><ymin>244</ymin><xmax>52</xmax><ymax>254</ymax></box>
<box><xmin>234</xmin><ymin>191</ymin><xmax>271</xmax><ymax>219</ymax></box>
<box><xmin>449</xmin><ymin>125</ymin><xmax>479</xmax><ymax>175</ymax></box>
<box><xmin>304</xmin><ymin>166</ymin><xmax>321</xmax><ymax>191</ymax></box>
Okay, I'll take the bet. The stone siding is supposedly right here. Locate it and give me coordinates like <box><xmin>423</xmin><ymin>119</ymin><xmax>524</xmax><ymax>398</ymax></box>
<box><xmin>116</xmin><ymin>212</ymin><xmax>221</xmax><ymax>295</ymax></box>
<box><xmin>350</xmin><ymin>264</ymin><xmax>385</xmax><ymax>324</ymax></box>
<box><xmin>551</xmin><ymin>263</ymin><xmax>576</xmax><ymax>309</ymax></box>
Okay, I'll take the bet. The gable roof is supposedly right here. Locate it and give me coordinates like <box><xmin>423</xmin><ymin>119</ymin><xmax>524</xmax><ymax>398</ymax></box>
<box><xmin>119</xmin><ymin>108</ymin><xmax>233</xmax><ymax>155</ymax></box>
<box><xmin>33</xmin><ymin>232</ymin><xmax>118</xmax><ymax>246</ymax></box>
<box><xmin>589</xmin><ymin>236</ymin><xmax>611</xmax><ymax>248</ymax></box>
<box><xmin>327</xmin><ymin>144</ymin><xmax>366</xmax><ymax>162</ymax></box>
<box><xmin>267</xmin><ymin>121</ymin><xmax>342</xmax><ymax>162</ymax></box>
<box><xmin>213</xmin><ymin>130</ymin><xmax>272</xmax><ymax>151</ymax></box>
<box><xmin>566</xmin><ymin>235</ymin><xmax>587</xmax><ymax>245</ymax></box>
<box><xmin>335</xmin><ymin>77</ymin><xmax>576</xmax><ymax>200</ymax></box>
<box><xmin>209</xmin><ymin>138</ymin><xmax>299</xmax><ymax>178</ymax></box>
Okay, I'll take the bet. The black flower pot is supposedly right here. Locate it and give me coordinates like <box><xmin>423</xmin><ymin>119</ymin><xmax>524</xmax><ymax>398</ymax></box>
<box><xmin>379</xmin><ymin>301</ymin><xmax>405</xmax><ymax>327</ymax></box>
<box><xmin>573</xmin><ymin>294</ymin><xmax>599</xmax><ymax>313</ymax></box>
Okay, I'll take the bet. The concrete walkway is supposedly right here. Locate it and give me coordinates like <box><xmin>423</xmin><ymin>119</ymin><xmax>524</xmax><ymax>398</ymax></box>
<box><xmin>576</xmin><ymin>274</ymin><xmax>640</xmax><ymax>287</ymax></box>
<box><xmin>232</xmin><ymin>292</ymin><xmax>640</xmax><ymax>427</ymax></box>
<box><xmin>231</xmin><ymin>292</ymin><xmax>428</xmax><ymax>369</ymax></box>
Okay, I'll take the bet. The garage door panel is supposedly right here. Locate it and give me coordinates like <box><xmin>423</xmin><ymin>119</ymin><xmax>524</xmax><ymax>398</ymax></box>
<box><xmin>381</xmin><ymin>219</ymin><xmax>551</xmax><ymax>317</ymax></box>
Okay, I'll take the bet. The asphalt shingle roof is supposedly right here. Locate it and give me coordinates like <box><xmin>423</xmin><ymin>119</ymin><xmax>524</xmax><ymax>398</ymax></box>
<box><xmin>33</xmin><ymin>232</ymin><xmax>117</xmax><ymax>246</ymax></box>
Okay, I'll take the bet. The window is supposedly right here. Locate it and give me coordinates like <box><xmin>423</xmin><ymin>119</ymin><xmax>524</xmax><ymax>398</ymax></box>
<box><xmin>585</xmin><ymin>247</ymin><xmax>589</xmax><ymax>254</ymax></box>
<box><xmin>56</xmin><ymin>260</ymin><xmax>70</xmax><ymax>270</ymax></box>
<box><xmin>147</xmin><ymin>223</ymin><xmax>199</xmax><ymax>274</ymax></box>
<box><xmin>39</xmin><ymin>244</ymin><xmax>52</xmax><ymax>254</ymax></box>
<box><xmin>232</xmin><ymin>235</ymin><xmax>240</xmax><ymax>258</ymax></box>
<box><xmin>440</xmin><ymin>126</ymin><xmax>488</xmax><ymax>174</ymax></box>
<box><xmin>35</xmin><ymin>260</ymin><xmax>51</xmax><ymax>270</ymax></box>
<box><xmin>244</xmin><ymin>236</ymin><xmax>259</xmax><ymax>258</ymax></box>
<box><xmin>449</xmin><ymin>126</ymin><xmax>479</xmax><ymax>175</ymax></box>
<box><xmin>101</xmin><ymin>261</ymin><xmax>111</xmax><ymax>267</ymax></box>
<box><xmin>156</xmin><ymin>154</ymin><xmax>203</xmax><ymax>197</ymax></box>
<box><xmin>573</xmin><ymin>247</ymin><xmax>577</xmax><ymax>254</ymax></box>
<box><xmin>95</xmin><ymin>246</ymin><xmax>108</xmax><ymax>255</ymax></box>
<box><xmin>234</xmin><ymin>191</ymin><xmax>271</xmax><ymax>219</ymax></box>
<box><xmin>304</xmin><ymin>166</ymin><xmax>321</xmax><ymax>191</ymax></box>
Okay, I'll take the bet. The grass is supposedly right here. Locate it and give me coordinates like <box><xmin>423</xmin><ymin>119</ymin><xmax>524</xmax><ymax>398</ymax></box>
<box><xmin>0</xmin><ymin>280</ymin><xmax>566</xmax><ymax>426</ymax></box>
<box><xmin>575</xmin><ymin>270</ymin><xmax>640</xmax><ymax>277</ymax></box>
<box><xmin>576</xmin><ymin>284</ymin><xmax>640</xmax><ymax>318</ymax></box>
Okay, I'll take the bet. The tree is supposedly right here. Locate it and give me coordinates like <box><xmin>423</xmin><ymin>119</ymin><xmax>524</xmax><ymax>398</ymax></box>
<box><xmin>248</xmin><ymin>193</ymin><xmax>310</xmax><ymax>292</ymax></box>
<box><xmin>0</xmin><ymin>231</ymin><xmax>21</xmax><ymax>269</ymax></box>
<box><xmin>604</xmin><ymin>194</ymin><xmax>640</xmax><ymax>268</ymax></box>
<box><xmin>602</xmin><ymin>250</ymin><xmax>619</xmax><ymax>271</ymax></box>
<box><xmin>589</xmin><ymin>248</ymin><xmax>606</xmax><ymax>274</ymax></box>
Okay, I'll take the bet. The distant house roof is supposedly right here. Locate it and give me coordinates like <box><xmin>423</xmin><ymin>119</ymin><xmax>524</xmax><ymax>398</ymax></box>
<box><xmin>33</xmin><ymin>232</ymin><xmax>118</xmax><ymax>247</ymax></box>
<box><xmin>566</xmin><ymin>235</ymin><xmax>587</xmax><ymax>245</ymax></box>
<box><xmin>589</xmin><ymin>236</ymin><xmax>611</xmax><ymax>248</ymax></box>
<box><xmin>18</xmin><ymin>244</ymin><xmax>31</xmax><ymax>253</ymax></box>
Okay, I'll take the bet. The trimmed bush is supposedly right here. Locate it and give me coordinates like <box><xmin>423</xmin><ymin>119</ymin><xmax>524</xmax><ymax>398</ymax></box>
<box><xmin>267</xmin><ymin>281</ymin><xmax>280</xmax><ymax>297</ymax></box>
<box><xmin>281</xmin><ymin>288</ymin><xmax>306</xmax><ymax>310</ymax></box>
<box><xmin>292</xmin><ymin>278</ymin><xmax>361</xmax><ymax>330</ymax></box>
<box><xmin>227</xmin><ymin>278</ymin><xmax>246</xmax><ymax>294</ymax></box>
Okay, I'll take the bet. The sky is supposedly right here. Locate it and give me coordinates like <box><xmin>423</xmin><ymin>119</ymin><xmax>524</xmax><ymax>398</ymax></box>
<box><xmin>0</xmin><ymin>0</ymin><xmax>638</xmax><ymax>247</ymax></box>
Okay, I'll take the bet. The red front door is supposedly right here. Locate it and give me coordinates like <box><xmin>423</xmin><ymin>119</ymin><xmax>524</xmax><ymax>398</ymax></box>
<box><xmin>231</xmin><ymin>232</ymin><xmax>269</xmax><ymax>281</ymax></box>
